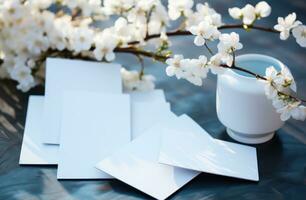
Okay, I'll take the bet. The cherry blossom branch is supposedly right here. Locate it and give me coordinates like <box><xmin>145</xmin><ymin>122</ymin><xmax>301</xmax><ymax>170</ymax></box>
<box><xmin>114</xmin><ymin>47</ymin><xmax>168</xmax><ymax>62</ymax></box>
<box><xmin>128</xmin><ymin>24</ymin><xmax>279</xmax><ymax>45</ymax></box>
<box><xmin>204</xmin><ymin>43</ymin><xmax>214</xmax><ymax>56</ymax></box>
<box><xmin>220</xmin><ymin>64</ymin><xmax>306</xmax><ymax>103</ymax></box>
<box><xmin>0</xmin><ymin>24</ymin><xmax>280</xmax><ymax>66</ymax></box>
<box><xmin>32</xmin><ymin>44</ymin><xmax>306</xmax><ymax>104</ymax></box>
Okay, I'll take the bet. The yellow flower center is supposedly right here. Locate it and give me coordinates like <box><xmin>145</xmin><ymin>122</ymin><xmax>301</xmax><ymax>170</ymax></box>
<box><xmin>19</xmin><ymin>71</ymin><xmax>28</xmax><ymax>79</ymax></box>
<box><xmin>301</xmin><ymin>30</ymin><xmax>306</xmax><ymax>38</ymax></box>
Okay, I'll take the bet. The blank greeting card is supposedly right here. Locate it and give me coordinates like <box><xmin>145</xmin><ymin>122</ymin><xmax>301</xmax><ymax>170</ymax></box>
<box><xmin>42</xmin><ymin>58</ymin><xmax>122</xmax><ymax>144</ymax></box>
<box><xmin>19</xmin><ymin>96</ymin><xmax>58</xmax><ymax>165</ymax></box>
<box><xmin>96</xmin><ymin>113</ymin><xmax>200</xmax><ymax>200</ymax></box>
<box><xmin>57</xmin><ymin>92</ymin><xmax>130</xmax><ymax>179</ymax></box>
<box><xmin>159</xmin><ymin>115</ymin><xmax>259</xmax><ymax>181</ymax></box>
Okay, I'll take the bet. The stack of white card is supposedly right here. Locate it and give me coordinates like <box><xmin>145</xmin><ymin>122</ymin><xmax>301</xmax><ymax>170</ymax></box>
<box><xmin>19</xmin><ymin>59</ymin><xmax>259</xmax><ymax>200</ymax></box>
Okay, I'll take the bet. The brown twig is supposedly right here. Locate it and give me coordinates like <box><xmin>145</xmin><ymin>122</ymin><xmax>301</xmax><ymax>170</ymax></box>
<box><xmin>128</xmin><ymin>24</ymin><xmax>279</xmax><ymax>45</ymax></box>
<box><xmin>219</xmin><ymin>64</ymin><xmax>306</xmax><ymax>103</ymax></box>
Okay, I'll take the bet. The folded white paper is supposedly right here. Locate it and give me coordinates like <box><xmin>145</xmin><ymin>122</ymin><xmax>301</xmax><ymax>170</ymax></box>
<box><xmin>96</xmin><ymin>113</ymin><xmax>200</xmax><ymax>200</ymax></box>
<box><xmin>159</xmin><ymin>115</ymin><xmax>259</xmax><ymax>181</ymax></box>
<box><xmin>57</xmin><ymin>92</ymin><xmax>130</xmax><ymax>179</ymax></box>
<box><xmin>42</xmin><ymin>58</ymin><xmax>122</xmax><ymax>144</ymax></box>
<box><xmin>19</xmin><ymin>96</ymin><xmax>58</xmax><ymax>165</ymax></box>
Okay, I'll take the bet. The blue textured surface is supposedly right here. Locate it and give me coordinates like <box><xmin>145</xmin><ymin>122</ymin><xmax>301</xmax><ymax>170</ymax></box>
<box><xmin>0</xmin><ymin>0</ymin><xmax>306</xmax><ymax>199</ymax></box>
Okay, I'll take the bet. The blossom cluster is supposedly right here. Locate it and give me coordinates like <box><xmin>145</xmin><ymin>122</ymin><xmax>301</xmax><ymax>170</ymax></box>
<box><xmin>0</xmin><ymin>0</ymin><xmax>169</xmax><ymax>91</ymax></box>
<box><xmin>264</xmin><ymin>66</ymin><xmax>305</xmax><ymax>121</ymax></box>
<box><xmin>166</xmin><ymin>32</ymin><xmax>243</xmax><ymax>85</ymax></box>
<box><xmin>166</xmin><ymin>1</ymin><xmax>306</xmax><ymax>121</ymax></box>
<box><xmin>229</xmin><ymin>1</ymin><xmax>271</xmax><ymax>25</ymax></box>
<box><xmin>0</xmin><ymin>0</ymin><xmax>305</xmax><ymax>121</ymax></box>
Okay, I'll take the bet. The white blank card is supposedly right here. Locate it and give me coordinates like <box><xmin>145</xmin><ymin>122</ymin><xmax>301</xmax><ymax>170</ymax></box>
<box><xmin>57</xmin><ymin>92</ymin><xmax>130</xmax><ymax>179</ymax></box>
<box><xmin>159</xmin><ymin>115</ymin><xmax>259</xmax><ymax>181</ymax></box>
<box><xmin>42</xmin><ymin>58</ymin><xmax>122</xmax><ymax>144</ymax></box>
<box><xmin>96</xmin><ymin>113</ymin><xmax>200</xmax><ymax>200</ymax></box>
<box><xmin>19</xmin><ymin>96</ymin><xmax>58</xmax><ymax>165</ymax></box>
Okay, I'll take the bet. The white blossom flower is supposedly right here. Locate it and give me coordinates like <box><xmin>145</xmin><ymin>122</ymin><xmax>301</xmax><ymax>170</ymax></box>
<box><xmin>277</xmin><ymin>101</ymin><xmax>306</xmax><ymax>121</ymax></box>
<box><xmin>48</xmin><ymin>15</ymin><xmax>73</xmax><ymax>50</ymax></box>
<box><xmin>165</xmin><ymin>55</ymin><xmax>185</xmax><ymax>79</ymax></box>
<box><xmin>205</xmin><ymin>13</ymin><xmax>223</xmax><ymax>28</ymax></box>
<box><xmin>148</xmin><ymin>3</ymin><xmax>169</xmax><ymax>35</ymax></box>
<box><xmin>186</xmin><ymin>3</ymin><xmax>223</xmax><ymax>28</ymax></box>
<box><xmin>241</xmin><ymin>4</ymin><xmax>256</xmax><ymax>25</ymax></box>
<box><xmin>255</xmin><ymin>1</ymin><xmax>271</xmax><ymax>18</ymax></box>
<box><xmin>229</xmin><ymin>7</ymin><xmax>242</xmax><ymax>20</ymax></box>
<box><xmin>264</xmin><ymin>66</ymin><xmax>296</xmax><ymax>97</ymax></box>
<box><xmin>182</xmin><ymin>56</ymin><xmax>209</xmax><ymax>86</ymax></box>
<box><xmin>196</xmin><ymin>3</ymin><xmax>218</xmax><ymax>17</ymax></box>
<box><xmin>168</xmin><ymin>0</ymin><xmax>194</xmax><ymax>20</ymax></box>
<box><xmin>229</xmin><ymin>2</ymin><xmax>271</xmax><ymax>25</ymax></box>
<box><xmin>218</xmin><ymin>32</ymin><xmax>243</xmax><ymax>53</ymax></box>
<box><xmin>121</xmin><ymin>68</ymin><xmax>155</xmax><ymax>92</ymax></box>
<box><xmin>292</xmin><ymin>25</ymin><xmax>306</xmax><ymax>47</ymax></box>
<box><xmin>10</xmin><ymin>65</ymin><xmax>35</xmax><ymax>92</ymax></box>
<box><xmin>70</xmin><ymin>27</ymin><xmax>94</xmax><ymax>53</ymax></box>
<box><xmin>93</xmin><ymin>30</ymin><xmax>117</xmax><ymax>61</ymax></box>
<box><xmin>2</xmin><ymin>0</ymin><xmax>26</xmax><ymax>21</ymax></box>
<box><xmin>113</xmin><ymin>17</ymin><xmax>132</xmax><ymax>45</ymax></box>
<box><xmin>103</xmin><ymin>0</ymin><xmax>134</xmax><ymax>15</ymax></box>
<box><xmin>280</xmin><ymin>67</ymin><xmax>297</xmax><ymax>92</ymax></box>
<box><xmin>26</xmin><ymin>0</ymin><xmax>53</xmax><ymax>9</ymax></box>
<box><xmin>274</xmin><ymin>12</ymin><xmax>302</xmax><ymax>40</ymax></box>
<box><xmin>189</xmin><ymin>21</ymin><xmax>220</xmax><ymax>46</ymax></box>
<box><xmin>61</xmin><ymin>0</ymin><xmax>104</xmax><ymax>16</ymax></box>
<box><xmin>129</xmin><ymin>22</ymin><xmax>147</xmax><ymax>43</ymax></box>
<box><xmin>263</xmin><ymin>66</ymin><xmax>305</xmax><ymax>121</ymax></box>
<box><xmin>264</xmin><ymin>66</ymin><xmax>279</xmax><ymax>99</ymax></box>
<box><xmin>81</xmin><ymin>0</ymin><xmax>103</xmax><ymax>16</ymax></box>
<box><xmin>217</xmin><ymin>32</ymin><xmax>243</xmax><ymax>66</ymax></box>
<box><xmin>127</xmin><ymin>5</ymin><xmax>146</xmax><ymax>25</ymax></box>
<box><xmin>165</xmin><ymin>55</ymin><xmax>209</xmax><ymax>86</ymax></box>
<box><xmin>208</xmin><ymin>54</ymin><xmax>225</xmax><ymax>75</ymax></box>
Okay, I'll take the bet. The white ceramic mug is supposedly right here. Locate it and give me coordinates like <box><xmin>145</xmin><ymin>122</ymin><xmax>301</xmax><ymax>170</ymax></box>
<box><xmin>216</xmin><ymin>54</ymin><xmax>287</xmax><ymax>144</ymax></box>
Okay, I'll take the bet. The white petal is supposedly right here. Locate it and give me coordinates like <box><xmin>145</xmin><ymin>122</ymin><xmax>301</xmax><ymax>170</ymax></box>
<box><xmin>242</xmin><ymin>4</ymin><xmax>256</xmax><ymax>25</ymax></box>
<box><xmin>166</xmin><ymin>66</ymin><xmax>175</xmax><ymax>77</ymax></box>
<box><xmin>272</xmin><ymin>99</ymin><xmax>285</xmax><ymax>109</ymax></box>
<box><xmin>198</xmin><ymin>55</ymin><xmax>207</xmax><ymax>64</ymax></box>
<box><xmin>165</xmin><ymin>58</ymin><xmax>174</xmax><ymax>66</ymax></box>
<box><xmin>274</xmin><ymin>24</ymin><xmax>283</xmax><ymax>32</ymax></box>
<box><xmin>286</xmin><ymin>12</ymin><xmax>296</xmax><ymax>25</ymax></box>
<box><xmin>296</xmin><ymin>38</ymin><xmax>306</xmax><ymax>47</ymax></box>
<box><xmin>291</xmin><ymin>107</ymin><xmax>306</xmax><ymax>121</ymax></box>
<box><xmin>169</xmin><ymin>9</ymin><xmax>181</xmax><ymax>20</ymax></box>
<box><xmin>280</xmin><ymin>31</ymin><xmax>290</xmax><ymax>40</ymax></box>
<box><xmin>229</xmin><ymin>7</ymin><xmax>242</xmax><ymax>19</ymax></box>
<box><xmin>194</xmin><ymin>36</ymin><xmax>205</xmax><ymax>46</ymax></box>
<box><xmin>280</xmin><ymin>110</ymin><xmax>291</xmax><ymax>121</ymax></box>
<box><xmin>105</xmin><ymin>52</ymin><xmax>115</xmax><ymax>61</ymax></box>
<box><xmin>243</xmin><ymin>15</ymin><xmax>256</xmax><ymax>25</ymax></box>
<box><xmin>255</xmin><ymin>1</ymin><xmax>271</xmax><ymax>18</ymax></box>
<box><xmin>189</xmin><ymin>26</ymin><xmax>198</xmax><ymax>35</ymax></box>
<box><xmin>93</xmin><ymin>49</ymin><xmax>103</xmax><ymax>61</ymax></box>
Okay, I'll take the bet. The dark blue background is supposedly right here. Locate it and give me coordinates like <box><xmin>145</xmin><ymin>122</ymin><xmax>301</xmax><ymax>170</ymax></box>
<box><xmin>0</xmin><ymin>0</ymin><xmax>306</xmax><ymax>199</ymax></box>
